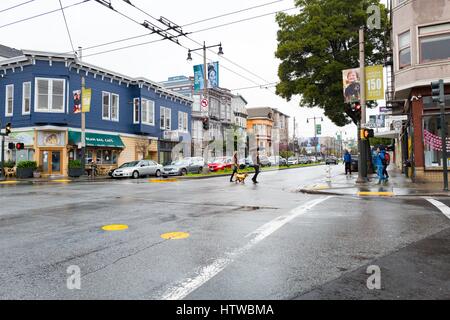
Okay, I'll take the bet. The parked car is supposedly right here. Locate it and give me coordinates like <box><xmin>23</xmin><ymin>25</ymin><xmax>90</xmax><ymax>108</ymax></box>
<box><xmin>238</xmin><ymin>157</ymin><xmax>254</xmax><ymax>169</ymax></box>
<box><xmin>325</xmin><ymin>156</ymin><xmax>338</xmax><ymax>165</ymax></box>
<box><xmin>316</xmin><ymin>155</ymin><xmax>324</xmax><ymax>162</ymax></box>
<box><xmin>163</xmin><ymin>159</ymin><xmax>204</xmax><ymax>176</ymax></box>
<box><xmin>208</xmin><ymin>157</ymin><xmax>233</xmax><ymax>172</ymax></box>
<box><xmin>268</xmin><ymin>156</ymin><xmax>287</xmax><ymax>166</ymax></box>
<box><xmin>308</xmin><ymin>156</ymin><xmax>317</xmax><ymax>163</ymax></box>
<box><xmin>184</xmin><ymin>157</ymin><xmax>205</xmax><ymax>167</ymax></box>
<box><xmin>298</xmin><ymin>156</ymin><xmax>310</xmax><ymax>164</ymax></box>
<box><xmin>287</xmin><ymin>157</ymin><xmax>298</xmax><ymax>165</ymax></box>
<box><xmin>259</xmin><ymin>155</ymin><xmax>272</xmax><ymax>167</ymax></box>
<box><xmin>112</xmin><ymin>160</ymin><xmax>163</xmax><ymax>179</ymax></box>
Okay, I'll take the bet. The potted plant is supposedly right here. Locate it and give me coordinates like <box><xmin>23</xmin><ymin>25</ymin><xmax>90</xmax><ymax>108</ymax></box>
<box><xmin>68</xmin><ymin>160</ymin><xmax>83</xmax><ymax>177</ymax></box>
<box><xmin>16</xmin><ymin>161</ymin><xmax>37</xmax><ymax>179</ymax></box>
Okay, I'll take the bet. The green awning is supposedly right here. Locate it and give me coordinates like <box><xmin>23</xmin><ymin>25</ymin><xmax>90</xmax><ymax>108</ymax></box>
<box><xmin>68</xmin><ymin>131</ymin><xmax>125</xmax><ymax>148</ymax></box>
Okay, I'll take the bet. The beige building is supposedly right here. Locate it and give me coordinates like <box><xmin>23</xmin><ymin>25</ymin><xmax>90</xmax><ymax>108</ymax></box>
<box><xmin>390</xmin><ymin>0</ymin><xmax>450</xmax><ymax>182</ymax></box>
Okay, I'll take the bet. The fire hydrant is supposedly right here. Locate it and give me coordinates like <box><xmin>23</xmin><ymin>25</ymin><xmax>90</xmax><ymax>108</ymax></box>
<box><xmin>325</xmin><ymin>164</ymin><xmax>332</xmax><ymax>183</ymax></box>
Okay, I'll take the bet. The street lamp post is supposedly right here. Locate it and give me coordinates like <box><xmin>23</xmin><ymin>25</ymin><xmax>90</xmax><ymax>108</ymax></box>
<box><xmin>307</xmin><ymin>116</ymin><xmax>323</xmax><ymax>155</ymax></box>
<box><xmin>186</xmin><ymin>42</ymin><xmax>223</xmax><ymax>169</ymax></box>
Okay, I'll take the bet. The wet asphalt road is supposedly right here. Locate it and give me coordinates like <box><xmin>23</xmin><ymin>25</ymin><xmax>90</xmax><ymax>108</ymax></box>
<box><xmin>0</xmin><ymin>164</ymin><xmax>449</xmax><ymax>299</ymax></box>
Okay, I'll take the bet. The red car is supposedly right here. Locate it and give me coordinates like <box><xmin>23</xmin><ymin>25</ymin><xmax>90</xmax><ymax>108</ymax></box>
<box><xmin>208</xmin><ymin>157</ymin><xmax>233</xmax><ymax>172</ymax></box>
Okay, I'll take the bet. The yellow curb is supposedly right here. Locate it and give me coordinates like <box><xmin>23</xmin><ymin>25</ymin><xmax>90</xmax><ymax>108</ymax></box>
<box><xmin>357</xmin><ymin>191</ymin><xmax>394</xmax><ymax>197</ymax></box>
<box><xmin>51</xmin><ymin>179</ymin><xmax>72</xmax><ymax>183</ymax></box>
<box><xmin>149</xmin><ymin>179</ymin><xmax>178</xmax><ymax>183</ymax></box>
<box><xmin>161</xmin><ymin>231</ymin><xmax>190</xmax><ymax>240</ymax></box>
<box><xmin>102</xmin><ymin>224</ymin><xmax>129</xmax><ymax>231</ymax></box>
<box><xmin>0</xmin><ymin>180</ymin><xmax>18</xmax><ymax>184</ymax></box>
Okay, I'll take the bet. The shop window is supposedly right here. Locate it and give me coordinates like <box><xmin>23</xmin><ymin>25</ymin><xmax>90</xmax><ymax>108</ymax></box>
<box><xmin>423</xmin><ymin>115</ymin><xmax>450</xmax><ymax>168</ymax></box>
<box><xmin>419</xmin><ymin>23</ymin><xmax>450</xmax><ymax>64</ymax></box>
<box><xmin>94</xmin><ymin>149</ymin><xmax>118</xmax><ymax>164</ymax></box>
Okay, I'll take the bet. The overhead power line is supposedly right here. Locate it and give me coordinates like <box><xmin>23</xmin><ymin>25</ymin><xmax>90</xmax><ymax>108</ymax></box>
<box><xmin>59</xmin><ymin>0</ymin><xmax>76</xmax><ymax>54</ymax></box>
<box><xmin>230</xmin><ymin>83</ymin><xmax>279</xmax><ymax>91</ymax></box>
<box><xmin>0</xmin><ymin>0</ymin><xmax>90</xmax><ymax>30</ymax></box>
<box><xmin>0</xmin><ymin>0</ymin><xmax>38</xmax><ymax>14</ymax></box>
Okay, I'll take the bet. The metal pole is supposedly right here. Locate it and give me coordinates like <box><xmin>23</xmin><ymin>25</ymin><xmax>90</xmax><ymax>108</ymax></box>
<box><xmin>357</xmin><ymin>27</ymin><xmax>368</xmax><ymax>183</ymax></box>
<box><xmin>79</xmin><ymin>47</ymin><xmax>86</xmax><ymax>175</ymax></box>
<box><xmin>439</xmin><ymin>80</ymin><xmax>448</xmax><ymax>191</ymax></box>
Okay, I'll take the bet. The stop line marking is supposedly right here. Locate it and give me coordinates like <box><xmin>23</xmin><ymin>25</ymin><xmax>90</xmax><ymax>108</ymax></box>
<box><xmin>158</xmin><ymin>196</ymin><xmax>333</xmax><ymax>300</ymax></box>
<box><xmin>425</xmin><ymin>198</ymin><xmax>450</xmax><ymax>220</ymax></box>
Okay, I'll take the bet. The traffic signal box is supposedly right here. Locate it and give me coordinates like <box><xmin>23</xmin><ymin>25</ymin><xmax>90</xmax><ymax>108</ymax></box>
<box><xmin>431</xmin><ymin>80</ymin><xmax>444</xmax><ymax>104</ymax></box>
<box><xmin>202</xmin><ymin>117</ymin><xmax>209</xmax><ymax>130</ymax></box>
<box><xmin>345</xmin><ymin>103</ymin><xmax>362</xmax><ymax>125</ymax></box>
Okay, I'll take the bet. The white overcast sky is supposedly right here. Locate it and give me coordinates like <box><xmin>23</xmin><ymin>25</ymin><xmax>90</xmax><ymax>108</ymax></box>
<box><xmin>0</xmin><ymin>0</ymin><xmax>388</xmax><ymax>140</ymax></box>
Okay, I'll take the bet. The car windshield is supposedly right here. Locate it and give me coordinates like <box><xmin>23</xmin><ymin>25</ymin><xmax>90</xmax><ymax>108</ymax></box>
<box><xmin>119</xmin><ymin>161</ymin><xmax>139</xmax><ymax>168</ymax></box>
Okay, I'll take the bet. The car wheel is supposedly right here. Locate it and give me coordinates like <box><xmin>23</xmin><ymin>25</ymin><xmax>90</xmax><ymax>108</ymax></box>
<box><xmin>198</xmin><ymin>167</ymin><xmax>203</xmax><ymax>174</ymax></box>
<box><xmin>181</xmin><ymin>168</ymin><xmax>187</xmax><ymax>176</ymax></box>
<box><xmin>132</xmin><ymin>171</ymin><xmax>139</xmax><ymax>179</ymax></box>
<box><xmin>155</xmin><ymin>170</ymin><xmax>161</xmax><ymax>177</ymax></box>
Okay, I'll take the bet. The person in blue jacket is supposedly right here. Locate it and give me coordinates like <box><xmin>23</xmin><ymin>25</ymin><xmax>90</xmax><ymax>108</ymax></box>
<box><xmin>375</xmin><ymin>147</ymin><xmax>387</xmax><ymax>184</ymax></box>
<box><xmin>343</xmin><ymin>150</ymin><xmax>352</xmax><ymax>175</ymax></box>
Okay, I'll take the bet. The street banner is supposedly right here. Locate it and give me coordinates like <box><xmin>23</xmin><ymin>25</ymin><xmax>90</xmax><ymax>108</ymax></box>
<box><xmin>73</xmin><ymin>90</ymin><xmax>81</xmax><ymax>114</ymax></box>
<box><xmin>82</xmin><ymin>88</ymin><xmax>92</xmax><ymax>113</ymax></box>
<box><xmin>342</xmin><ymin>68</ymin><xmax>361</xmax><ymax>103</ymax></box>
<box><xmin>193</xmin><ymin>62</ymin><xmax>219</xmax><ymax>91</ymax></box>
<box><xmin>315</xmin><ymin>124</ymin><xmax>322</xmax><ymax>135</ymax></box>
<box><xmin>365</xmin><ymin>65</ymin><xmax>384</xmax><ymax>101</ymax></box>
<box><xmin>342</xmin><ymin>65</ymin><xmax>384</xmax><ymax>102</ymax></box>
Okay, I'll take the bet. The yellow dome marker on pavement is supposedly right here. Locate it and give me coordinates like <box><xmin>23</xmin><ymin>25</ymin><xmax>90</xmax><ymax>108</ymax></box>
<box><xmin>149</xmin><ymin>178</ymin><xmax>178</xmax><ymax>183</ymax></box>
<box><xmin>357</xmin><ymin>191</ymin><xmax>394</xmax><ymax>197</ymax></box>
<box><xmin>102</xmin><ymin>224</ymin><xmax>129</xmax><ymax>231</ymax></box>
<box><xmin>161</xmin><ymin>232</ymin><xmax>190</xmax><ymax>240</ymax></box>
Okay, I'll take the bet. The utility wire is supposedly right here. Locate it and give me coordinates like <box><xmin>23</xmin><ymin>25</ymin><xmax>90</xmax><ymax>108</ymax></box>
<box><xmin>0</xmin><ymin>0</ymin><xmax>38</xmax><ymax>14</ymax></box>
<box><xmin>59</xmin><ymin>0</ymin><xmax>76</xmax><ymax>54</ymax></box>
<box><xmin>0</xmin><ymin>0</ymin><xmax>90</xmax><ymax>30</ymax></box>
<box><xmin>230</xmin><ymin>82</ymin><xmax>279</xmax><ymax>91</ymax></box>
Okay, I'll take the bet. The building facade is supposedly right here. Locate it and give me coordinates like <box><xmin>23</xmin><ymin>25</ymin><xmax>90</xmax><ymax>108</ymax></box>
<box><xmin>247</xmin><ymin>107</ymin><xmax>274</xmax><ymax>155</ymax></box>
<box><xmin>162</xmin><ymin>76</ymin><xmax>248</xmax><ymax>157</ymax></box>
<box><xmin>0</xmin><ymin>48</ymin><xmax>192</xmax><ymax>176</ymax></box>
<box><xmin>272</xmin><ymin>109</ymin><xmax>290</xmax><ymax>151</ymax></box>
<box><xmin>391</xmin><ymin>0</ymin><xmax>450</xmax><ymax>182</ymax></box>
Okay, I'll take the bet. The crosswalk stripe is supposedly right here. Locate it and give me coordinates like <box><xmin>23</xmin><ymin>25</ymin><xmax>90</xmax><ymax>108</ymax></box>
<box><xmin>425</xmin><ymin>198</ymin><xmax>450</xmax><ymax>220</ymax></box>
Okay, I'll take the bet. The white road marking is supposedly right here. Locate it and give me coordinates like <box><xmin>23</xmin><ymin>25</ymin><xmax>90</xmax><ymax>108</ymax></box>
<box><xmin>425</xmin><ymin>198</ymin><xmax>450</xmax><ymax>220</ymax></box>
<box><xmin>159</xmin><ymin>196</ymin><xmax>333</xmax><ymax>300</ymax></box>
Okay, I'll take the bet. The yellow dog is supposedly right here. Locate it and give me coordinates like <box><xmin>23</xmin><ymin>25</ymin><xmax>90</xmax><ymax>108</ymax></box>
<box><xmin>235</xmin><ymin>172</ymin><xmax>248</xmax><ymax>184</ymax></box>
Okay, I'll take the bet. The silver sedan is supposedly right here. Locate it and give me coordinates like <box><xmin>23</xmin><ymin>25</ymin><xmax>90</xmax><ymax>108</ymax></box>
<box><xmin>112</xmin><ymin>160</ymin><xmax>163</xmax><ymax>179</ymax></box>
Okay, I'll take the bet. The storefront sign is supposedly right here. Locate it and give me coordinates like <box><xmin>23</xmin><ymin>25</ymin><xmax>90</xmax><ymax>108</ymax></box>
<box><xmin>68</xmin><ymin>131</ymin><xmax>124</xmax><ymax>148</ymax></box>
<box><xmin>37</xmin><ymin>131</ymin><xmax>65</xmax><ymax>147</ymax></box>
<box><xmin>8</xmin><ymin>131</ymin><xmax>34</xmax><ymax>146</ymax></box>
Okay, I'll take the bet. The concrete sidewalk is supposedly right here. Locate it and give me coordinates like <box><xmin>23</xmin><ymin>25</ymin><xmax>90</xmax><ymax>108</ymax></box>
<box><xmin>300</xmin><ymin>167</ymin><xmax>450</xmax><ymax>197</ymax></box>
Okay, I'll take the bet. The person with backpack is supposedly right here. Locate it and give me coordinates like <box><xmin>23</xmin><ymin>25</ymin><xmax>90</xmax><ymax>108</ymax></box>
<box><xmin>375</xmin><ymin>147</ymin><xmax>387</xmax><ymax>185</ymax></box>
<box><xmin>383</xmin><ymin>148</ymin><xmax>390</xmax><ymax>180</ymax></box>
<box><xmin>343</xmin><ymin>150</ymin><xmax>352</xmax><ymax>175</ymax></box>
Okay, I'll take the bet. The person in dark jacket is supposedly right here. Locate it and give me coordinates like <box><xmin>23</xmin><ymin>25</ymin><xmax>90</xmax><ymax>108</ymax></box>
<box><xmin>252</xmin><ymin>148</ymin><xmax>261</xmax><ymax>184</ymax></box>
<box><xmin>343</xmin><ymin>150</ymin><xmax>352</xmax><ymax>175</ymax></box>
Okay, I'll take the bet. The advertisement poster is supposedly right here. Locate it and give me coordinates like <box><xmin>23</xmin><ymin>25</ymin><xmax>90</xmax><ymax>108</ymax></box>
<box><xmin>73</xmin><ymin>90</ymin><xmax>81</xmax><ymax>114</ymax></box>
<box><xmin>342</xmin><ymin>68</ymin><xmax>361</xmax><ymax>103</ymax></box>
<box><xmin>194</xmin><ymin>62</ymin><xmax>219</xmax><ymax>91</ymax></box>
<box><xmin>365</xmin><ymin>65</ymin><xmax>384</xmax><ymax>101</ymax></box>
<box><xmin>82</xmin><ymin>88</ymin><xmax>92</xmax><ymax>113</ymax></box>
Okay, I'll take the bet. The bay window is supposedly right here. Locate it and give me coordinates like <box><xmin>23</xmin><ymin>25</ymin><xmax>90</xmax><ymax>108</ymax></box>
<box><xmin>398</xmin><ymin>31</ymin><xmax>411</xmax><ymax>69</ymax></box>
<box><xmin>35</xmin><ymin>78</ymin><xmax>65</xmax><ymax>112</ymax></box>
<box><xmin>419</xmin><ymin>23</ymin><xmax>450</xmax><ymax>64</ymax></box>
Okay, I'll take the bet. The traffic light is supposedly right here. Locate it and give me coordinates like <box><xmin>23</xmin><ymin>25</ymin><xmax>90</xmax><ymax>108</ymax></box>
<box><xmin>16</xmin><ymin>143</ymin><xmax>24</xmax><ymax>150</ymax></box>
<box><xmin>8</xmin><ymin>142</ymin><xmax>15</xmax><ymax>150</ymax></box>
<box><xmin>202</xmin><ymin>117</ymin><xmax>209</xmax><ymax>130</ymax></box>
<box><xmin>345</xmin><ymin>102</ymin><xmax>362</xmax><ymax>125</ymax></box>
<box><xmin>5</xmin><ymin>122</ymin><xmax>11</xmax><ymax>135</ymax></box>
<box><xmin>361</xmin><ymin>128</ymin><xmax>374</xmax><ymax>140</ymax></box>
<box><xmin>431</xmin><ymin>80</ymin><xmax>444</xmax><ymax>104</ymax></box>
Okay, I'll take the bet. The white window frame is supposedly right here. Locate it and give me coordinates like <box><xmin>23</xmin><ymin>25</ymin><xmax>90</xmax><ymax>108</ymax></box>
<box><xmin>133</xmin><ymin>98</ymin><xmax>140</xmax><ymax>124</ymax></box>
<box><xmin>34</xmin><ymin>77</ymin><xmax>65</xmax><ymax>113</ymax></box>
<box><xmin>142</xmin><ymin>98</ymin><xmax>155</xmax><ymax>126</ymax></box>
<box><xmin>398</xmin><ymin>30</ymin><xmax>411</xmax><ymax>69</ymax></box>
<box><xmin>418</xmin><ymin>22</ymin><xmax>450</xmax><ymax>64</ymax></box>
<box><xmin>178</xmin><ymin>111</ymin><xmax>188</xmax><ymax>132</ymax></box>
<box><xmin>111</xmin><ymin>93</ymin><xmax>119</xmax><ymax>122</ymax></box>
<box><xmin>22</xmin><ymin>82</ymin><xmax>31</xmax><ymax>115</ymax></box>
<box><xmin>5</xmin><ymin>84</ymin><xmax>13</xmax><ymax>117</ymax></box>
<box><xmin>160</xmin><ymin>106</ymin><xmax>171</xmax><ymax>130</ymax></box>
<box><xmin>102</xmin><ymin>91</ymin><xmax>111</xmax><ymax>120</ymax></box>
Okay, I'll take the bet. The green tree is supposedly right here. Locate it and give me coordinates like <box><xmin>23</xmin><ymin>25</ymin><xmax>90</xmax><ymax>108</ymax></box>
<box><xmin>275</xmin><ymin>0</ymin><xmax>388</xmax><ymax>126</ymax></box>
